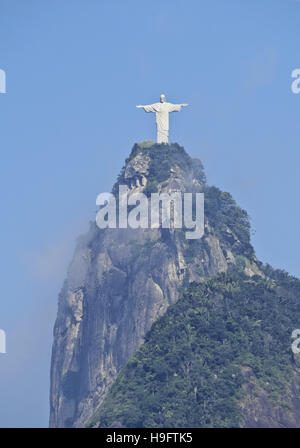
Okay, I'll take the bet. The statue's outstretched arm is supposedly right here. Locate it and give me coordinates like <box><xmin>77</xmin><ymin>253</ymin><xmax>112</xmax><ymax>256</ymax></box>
<box><xmin>136</xmin><ymin>104</ymin><xmax>156</xmax><ymax>113</ymax></box>
<box><xmin>169</xmin><ymin>103</ymin><xmax>189</xmax><ymax>113</ymax></box>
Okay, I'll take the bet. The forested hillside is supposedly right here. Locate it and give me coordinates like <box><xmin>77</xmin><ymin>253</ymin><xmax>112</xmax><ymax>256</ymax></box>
<box><xmin>91</xmin><ymin>268</ymin><xmax>300</xmax><ymax>428</ymax></box>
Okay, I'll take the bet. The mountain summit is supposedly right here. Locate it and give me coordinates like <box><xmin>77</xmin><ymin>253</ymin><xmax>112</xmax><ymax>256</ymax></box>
<box><xmin>50</xmin><ymin>143</ymin><xmax>300</xmax><ymax>428</ymax></box>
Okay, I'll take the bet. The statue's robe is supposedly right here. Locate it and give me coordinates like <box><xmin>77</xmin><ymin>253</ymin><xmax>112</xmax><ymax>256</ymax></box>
<box><xmin>142</xmin><ymin>102</ymin><xmax>183</xmax><ymax>143</ymax></box>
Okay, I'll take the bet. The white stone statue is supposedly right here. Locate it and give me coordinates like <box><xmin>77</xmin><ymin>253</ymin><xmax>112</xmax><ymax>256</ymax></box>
<box><xmin>136</xmin><ymin>94</ymin><xmax>188</xmax><ymax>144</ymax></box>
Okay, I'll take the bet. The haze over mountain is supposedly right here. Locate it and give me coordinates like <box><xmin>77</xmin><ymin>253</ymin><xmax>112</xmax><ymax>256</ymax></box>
<box><xmin>50</xmin><ymin>143</ymin><xmax>300</xmax><ymax>428</ymax></box>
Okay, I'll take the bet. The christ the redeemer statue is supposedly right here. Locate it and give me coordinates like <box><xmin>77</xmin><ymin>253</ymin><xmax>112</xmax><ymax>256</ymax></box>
<box><xmin>136</xmin><ymin>94</ymin><xmax>188</xmax><ymax>144</ymax></box>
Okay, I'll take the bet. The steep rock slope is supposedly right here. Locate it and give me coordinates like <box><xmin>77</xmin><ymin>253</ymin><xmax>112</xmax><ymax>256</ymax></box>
<box><xmin>50</xmin><ymin>142</ymin><xmax>257</xmax><ymax>427</ymax></box>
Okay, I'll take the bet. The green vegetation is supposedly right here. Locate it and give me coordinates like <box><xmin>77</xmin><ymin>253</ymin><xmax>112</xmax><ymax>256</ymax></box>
<box><xmin>138</xmin><ymin>140</ymin><xmax>155</xmax><ymax>148</ymax></box>
<box><xmin>204</xmin><ymin>186</ymin><xmax>254</xmax><ymax>258</ymax></box>
<box><xmin>141</xmin><ymin>144</ymin><xmax>195</xmax><ymax>192</ymax></box>
<box><xmin>89</xmin><ymin>270</ymin><xmax>300</xmax><ymax>428</ymax></box>
<box><xmin>143</xmin><ymin>179</ymin><xmax>159</xmax><ymax>196</ymax></box>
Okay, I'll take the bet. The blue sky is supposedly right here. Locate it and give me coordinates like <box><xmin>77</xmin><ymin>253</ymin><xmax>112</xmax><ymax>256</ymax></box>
<box><xmin>0</xmin><ymin>0</ymin><xmax>300</xmax><ymax>427</ymax></box>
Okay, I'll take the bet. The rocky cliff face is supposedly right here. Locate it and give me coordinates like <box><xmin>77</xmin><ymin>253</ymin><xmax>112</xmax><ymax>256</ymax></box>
<box><xmin>50</xmin><ymin>142</ymin><xmax>257</xmax><ymax>428</ymax></box>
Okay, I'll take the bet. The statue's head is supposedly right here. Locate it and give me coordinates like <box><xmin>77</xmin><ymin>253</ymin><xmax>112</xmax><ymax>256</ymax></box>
<box><xmin>160</xmin><ymin>94</ymin><xmax>166</xmax><ymax>103</ymax></box>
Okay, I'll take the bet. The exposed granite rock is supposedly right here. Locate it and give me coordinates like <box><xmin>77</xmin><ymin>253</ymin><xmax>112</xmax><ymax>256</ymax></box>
<box><xmin>240</xmin><ymin>366</ymin><xmax>300</xmax><ymax>428</ymax></box>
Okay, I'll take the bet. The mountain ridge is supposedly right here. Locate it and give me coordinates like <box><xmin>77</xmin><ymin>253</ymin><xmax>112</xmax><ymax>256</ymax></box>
<box><xmin>50</xmin><ymin>142</ymin><xmax>296</xmax><ymax>428</ymax></box>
